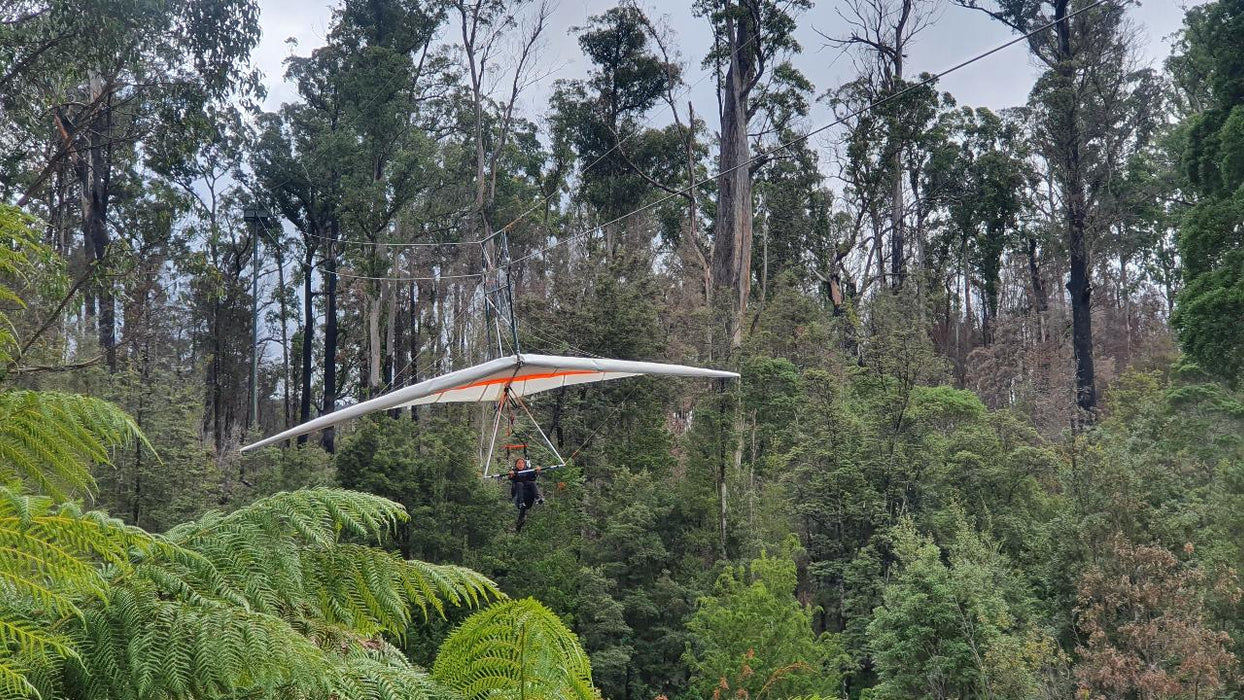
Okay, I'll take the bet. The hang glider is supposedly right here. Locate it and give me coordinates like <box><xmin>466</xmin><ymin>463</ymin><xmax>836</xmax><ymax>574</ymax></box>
<box><xmin>241</xmin><ymin>353</ymin><xmax>738</xmax><ymax>454</ymax></box>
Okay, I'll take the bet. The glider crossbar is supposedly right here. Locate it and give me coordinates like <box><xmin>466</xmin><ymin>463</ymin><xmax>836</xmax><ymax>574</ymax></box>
<box><xmin>486</xmin><ymin>464</ymin><xmax>562</xmax><ymax>480</ymax></box>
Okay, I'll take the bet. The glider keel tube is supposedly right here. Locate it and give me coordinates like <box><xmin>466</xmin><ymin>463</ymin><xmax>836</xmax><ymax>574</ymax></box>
<box><xmin>241</xmin><ymin>353</ymin><xmax>739</xmax><ymax>452</ymax></box>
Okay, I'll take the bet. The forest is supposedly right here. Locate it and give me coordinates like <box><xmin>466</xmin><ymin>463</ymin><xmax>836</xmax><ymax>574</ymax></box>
<box><xmin>1</xmin><ymin>0</ymin><xmax>1243</xmax><ymax>697</ymax></box>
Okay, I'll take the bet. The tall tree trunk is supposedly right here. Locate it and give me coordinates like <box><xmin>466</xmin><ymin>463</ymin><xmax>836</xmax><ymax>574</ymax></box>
<box><xmin>298</xmin><ymin>245</ymin><xmax>316</xmax><ymax>444</ymax></box>
<box><xmin>1055</xmin><ymin>0</ymin><xmax>1096</xmax><ymax>412</ymax></box>
<box><xmin>321</xmin><ymin>223</ymin><xmax>339</xmax><ymax>452</ymax></box>
<box><xmin>385</xmin><ymin>278</ymin><xmax>399</xmax><ymax>418</ymax></box>
<box><xmin>276</xmin><ymin>245</ymin><xmax>291</xmax><ymax>433</ymax></box>
<box><xmin>711</xmin><ymin>0</ymin><xmax>758</xmax><ymax>351</ymax></box>
<box><xmin>385</xmin><ymin>281</ymin><xmax>397</xmax><ymax>385</ymax></box>
<box><xmin>409</xmin><ymin>275</ymin><xmax>423</xmax><ymax>422</ymax></box>
<box><xmin>1119</xmin><ymin>248</ymin><xmax>1131</xmax><ymax>363</ymax></box>
<box><xmin>889</xmin><ymin>45</ymin><xmax>905</xmax><ymax>289</ymax></box>
<box><xmin>367</xmin><ymin>283</ymin><xmax>383</xmax><ymax>395</ymax></box>
<box><xmin>1027</xmin><ymin>236</ymin><xmax>1049</xmax><ymax>342</ymax></box>
<box><xmin>211</xmin><ymin>298</ymin><xmax>224</xmax><ymax>454</ymax></box>
<box><xmin>83</xmin><ymin>75</ymin><xmax>116</xmax><ymax>371</ymax></box>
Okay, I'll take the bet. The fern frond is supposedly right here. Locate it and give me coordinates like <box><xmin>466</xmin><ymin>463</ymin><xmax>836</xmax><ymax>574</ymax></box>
<box><xmin>331</xmin><ymin>643</ymin><xmax>459</xmax><ymax>700</ymax></box>
<box><xmin>0</xmin><ymin>204</ymin><xmax>42</xmax><ymax>368</ymax></box>
<box><xmin>433</xmin><ymin>598</ymin><xmax>599</xmax><ymax>700</ymax></box>
<box><xmin>0</xmin><ymin>616</ymin><xmax>76</xmax><ymax>664</ymax></box>
<box><xmin>67</xmin><ymin>592</ymin><xmax>325</xmax><ymax>699</ymax></box>
<box><xmin>0</xmin><ymin>391</ymin><xmax>147</xmax><ymax>501</ymax></box>
<box><xmin>158</xmin><ymin>488</ymin><xmax>500</xmax><ymax>628</ymax></box>
<box><xmin>168</xmin><ymin>487</ymin><xmax>407</xmax><ymax>546</ymax></box>
<box><xmin>2</xmin><ymin>483</ymin><xmax>512</xmax><ymax>700</ymax></box>
<box><xmin>0</xmin><ymin>484</ymin><xmax>159</xmax><ymax>696</ymax></box>
<box><xmin>0</xmin><ymin>658</ymin><xmax>39</xmax><ymax>700</ymax></box>
<box><xmin>301</xmin><ymin>544</ymin><xmax>500</xmax><ymax>637</ymax></box>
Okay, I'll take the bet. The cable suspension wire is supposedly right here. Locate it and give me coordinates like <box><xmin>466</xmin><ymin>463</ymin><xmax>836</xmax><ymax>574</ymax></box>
<box><xmin>332</xmin><ymin>267</ymin><xmax>483</xmax><ymax>283</ymax></box>
<box><xmin>508</xmin><ymin>0</ymin><xmax>1113</xmax><ymax>268</ymax></box>
<box><xmin>382</xmin><ymin>279</ymin><xmax>485</xmax><ymax>392</ymax></box>
<box><xmin>520</xmin><ymin>322</ymin><xmax>606</xmax><ymax>360</ymax></box>
<box><xmin>255</xmin><ymin>222</ymin><xmax>484</xmax><ymax>282</ymax></box>
<box><xmin>292</xmin><ymin>221</ymin><xmax>471</xmax><ymax>248</ymax></box>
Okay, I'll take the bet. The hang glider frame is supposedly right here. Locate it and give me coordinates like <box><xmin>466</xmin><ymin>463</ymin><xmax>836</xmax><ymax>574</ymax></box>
<box><xmin>481</xmin><ymin>385</ymin><xmax>564</xmax><ymax>478</ymax></box>
<box><xmin>240</xmin><ymin>353</ymin><xmax>740</xmax><ymax>457</ymax></box>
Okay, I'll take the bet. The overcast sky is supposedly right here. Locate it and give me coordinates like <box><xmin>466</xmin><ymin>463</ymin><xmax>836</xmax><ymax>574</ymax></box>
<box><xmin>252</xmin><ymin>0</ymin><xmax>1192</xmax><ymax>147</ymax></box>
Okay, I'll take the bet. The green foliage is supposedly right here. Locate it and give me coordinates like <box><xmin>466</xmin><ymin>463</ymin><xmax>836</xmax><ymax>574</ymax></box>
<box><xmin>51</xmin><ymin>488</ymin><xmax>502</xmax><ymax>700</ymax></box>
<box><xmin>4</xmin><ymin>475</ymin><xmax>605</xmax><ymax>700</ymax></box>
<box><xmin>0</xmin><ymin>488</ymin><xmax>156</xmax><ymax>698</ymax></box>
<box><xmin>0</xmin><ymin>206</ymin><xmax>35</xmax><ymax>369</ymax></box>
<box><xmin>0</xmin><ymin>225</ymin><xmax>603</xmax><ymax>700</ymax></box>
<box><xmin>433</xmin><ymin>597</ymin><xmax>598</xmax><ymax>700</ymax></box>
<box><xmin>336</xmin><ymin>418</ymin><xmax>501</xmax><ymax>563</ymax></box>
<box><xmin>0</xmin><ymin>390</ymin><xmax>146</xmax><ymax>501</ymax></box>
<box><xmin>867</xmin><ymin>515</ymin><xmax>1052</xmax><ymax>700</ymax></box>
<box><xmin>1173</xmin><ymin>0</ymin><xmax>1244</xmax><ymax>383</ymax></box>
<box><xmin>9</xmin><ymin>3</ymin><xmax>1244</xmax><ymax>700</ymax></box>
<box><xmin>684</xmin><ymin>540</ymin><xmax>843</xmax><ymax>699</ymax></box>
<box><xmin>0</xmin><ymin>205</ymin><xmax>66</xmax><ymax>374</ymax></box>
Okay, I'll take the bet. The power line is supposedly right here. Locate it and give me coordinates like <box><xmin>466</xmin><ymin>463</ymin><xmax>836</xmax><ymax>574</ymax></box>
<box><xmin>510</xmin><ymin>0</ymin><xmax>1114</xmax><ymax>268</ymax></box>
<box><xmin>258</xmin><ymin>226</ymin><xmax>484</xmax><ymax>282</ymax></box>
<box><xmin>332</xmin><ymin>267</ymin><xmax>483</xmax><ymax>282</ymax></box>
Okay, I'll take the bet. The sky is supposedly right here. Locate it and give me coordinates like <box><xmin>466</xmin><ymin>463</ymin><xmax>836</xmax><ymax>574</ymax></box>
<box><xmin>251</xmin><ymin>0</ymin><xmax>1193</xmax><ymax>149</ymax></box>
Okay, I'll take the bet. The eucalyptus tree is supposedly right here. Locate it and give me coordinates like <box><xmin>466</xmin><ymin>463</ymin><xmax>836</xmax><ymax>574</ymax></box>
<box><xmin>0</xmin><ymin>0</ymin><xmax>261</xmax><ymax>373</ymax></box>
<box><xmin>328</xmin><ymin>0</ymin><xmax>444</xmax><ymax>398</ymax></box>
<box><xmin>252</xmin><ymin>63</ymin><xmax>345</xmax><ymax>446</ymax></box>
<box><xmin>957</xmin><ymin>0</ymin><xmax>1148</xmax><ymax>413</ymax></box>
<box><xmin>928</xmin><ymin>107</ymin><xmax>1033</xmax><ymax>347</ymax></box>
<box><xmin>254</xmin><ymin>0</ymin><xmax>444</xmax><ymax>449</ymax></box>
<box><xmin>695</xmin><ymin>0</ymin><xmax>812</xmax><ymax>349</ymax></box>
<box><xmin>549</xmin><ymin>3</ymin><xmax>682</xmax><ymax>222</ymax></box>
<box><xmin>449</xmin><ymin>0</ymin><xmax>552</xmax><ymax>244</ymax></box>
<box><xmin>822</xmin><ymin>0</ymin><xmax>940</xmax><ymax>289</ymax></box>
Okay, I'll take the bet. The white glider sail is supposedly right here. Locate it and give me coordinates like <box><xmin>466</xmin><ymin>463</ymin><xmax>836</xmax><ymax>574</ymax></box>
<box><xmin>241</xmin><ymin>354</ymin><xmax>738</xmax><ymax>453</ymax></box>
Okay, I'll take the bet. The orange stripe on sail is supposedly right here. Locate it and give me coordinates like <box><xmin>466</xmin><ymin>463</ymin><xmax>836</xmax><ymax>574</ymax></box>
<box><xmin>435</xmin><ymin>369</ymin><xmax>601</xmax><ymax>396</ymax></box>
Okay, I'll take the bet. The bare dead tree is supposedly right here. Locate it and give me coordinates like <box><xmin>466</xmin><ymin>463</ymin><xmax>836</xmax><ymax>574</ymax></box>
<box><xmin>819</xmin><ymin>0</ymin><xmax>939</xmax><ymax>290</ymax></box>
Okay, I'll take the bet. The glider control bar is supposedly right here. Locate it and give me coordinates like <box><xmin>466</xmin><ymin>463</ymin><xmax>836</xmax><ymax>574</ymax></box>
<box><xmin>486</xmin><ymin>464</ymin><xmax>563</xmax><ymax>480</ymax></box>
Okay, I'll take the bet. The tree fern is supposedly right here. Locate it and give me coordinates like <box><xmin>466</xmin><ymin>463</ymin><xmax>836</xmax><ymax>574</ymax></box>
<box><xmin>161</xmin><ymin>488</ymin><xmax>499</xmax><ymax>629</ymax></box>
<box><xmin>50</xmin><ymin>488</ymin><xmax>503</xmax><ymax>700</ymax></box>
<box><xmin>0</xmin><ymin>390</ymin><xmax>147</xmax><ymax>501</ymax></box>
<box><xmin>0</xmin><ymin>487</ymin><xmax>157</xmax><ymax>698</ymax></box>
<box><xmin>433</xmin><ymin>598</ymin><xmax>599</xmax><ymax>700</ymax></box>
